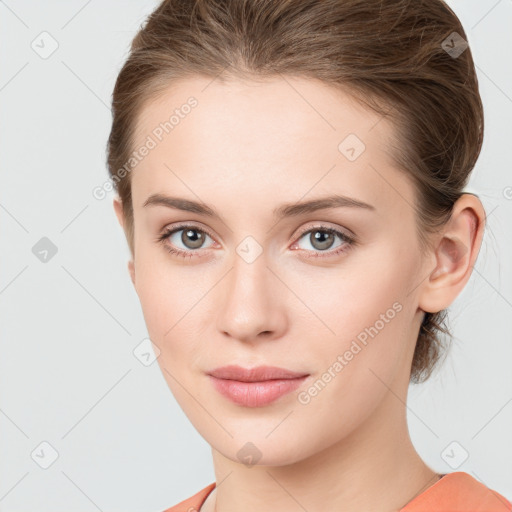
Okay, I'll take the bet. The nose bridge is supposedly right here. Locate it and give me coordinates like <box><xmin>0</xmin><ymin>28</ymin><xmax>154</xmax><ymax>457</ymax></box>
<box><xmin>232</xmin><ymin>242</ymin><xmax>269</xmax><ymax>296</ymax></box>
<box><xmin>215</xmin><ymin>239</ymin><xmax>284</xmax><ymax>341</ymax></box>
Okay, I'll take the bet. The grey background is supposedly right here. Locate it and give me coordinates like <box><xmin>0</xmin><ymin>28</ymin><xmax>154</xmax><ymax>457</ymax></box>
<box><xmin>0</xmin><ymin>1</ymin><xmax>511</xmax><ymax>511</ymax></box>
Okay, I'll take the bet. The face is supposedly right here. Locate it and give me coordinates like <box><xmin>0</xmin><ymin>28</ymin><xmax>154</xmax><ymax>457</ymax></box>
<box><xmin>118</xmin><ymin>76</ymin><xmax>430</xmax><ymax>465</ymax></box>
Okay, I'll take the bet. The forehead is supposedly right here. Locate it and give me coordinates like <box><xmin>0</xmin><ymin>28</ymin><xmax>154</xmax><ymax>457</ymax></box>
<box><xmin>130</xmin><ymin>75</ymin><xmax>407</xmax><ymax>214</ymax></box>
<box><xmin>133</xmin><ymin>74</ymin><xmax>390</xmax><ymax>151</ymax></box>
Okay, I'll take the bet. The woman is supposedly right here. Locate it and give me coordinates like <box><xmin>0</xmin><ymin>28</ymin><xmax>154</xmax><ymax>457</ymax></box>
<box><xmin>107</xmin><ymin>0</ymin><xmax>511</xmax><ymax>510</ymax></box>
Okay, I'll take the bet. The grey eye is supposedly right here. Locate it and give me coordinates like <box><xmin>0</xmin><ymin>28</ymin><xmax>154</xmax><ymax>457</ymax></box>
<box><xmin>297</xmin><ymin>228</ymin><xmax>344</xmax><ymax>252</ymax></box>
<box><xmin>166</xmin><ymin>227</ymin><xmax>213</xmax><ymax>251</ymax></box>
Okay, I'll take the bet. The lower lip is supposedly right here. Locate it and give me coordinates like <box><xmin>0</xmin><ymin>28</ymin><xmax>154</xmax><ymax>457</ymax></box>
<box><xmin>208</xmin><ymin>375</ymin><xmax>309</xmax><ymax>407</ymax></box>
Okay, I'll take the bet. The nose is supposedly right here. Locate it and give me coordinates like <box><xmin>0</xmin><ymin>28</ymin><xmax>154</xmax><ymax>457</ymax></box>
<box><xmin>215</xmin><ymin>252</ymin><xmax>287</xmax><ymax>344</ymax></box>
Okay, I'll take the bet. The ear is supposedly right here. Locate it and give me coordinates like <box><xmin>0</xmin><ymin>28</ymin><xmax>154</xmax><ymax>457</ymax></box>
<box><xmin>113</xmin><ymin>197</ymin><xmax>136</xmax><ymax>287</ymax></box>
<box><xmin>418</xmin><ymin>193</ymin><xmax>486</xmax><ymax>314</ymax></box>
<box><xmin>113</xmin><ymin>196</ymin><xmax>124</xmax><ymax>228</ymax></box>
<box><xmin>127</xmin><ymin>259</ymin><xmax>136</xmax><ymax>287</ymax></box>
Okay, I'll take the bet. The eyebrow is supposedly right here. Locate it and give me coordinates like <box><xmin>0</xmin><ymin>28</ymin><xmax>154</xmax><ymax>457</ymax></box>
<box><xmin>143</xmin><ymin>193</ymin><xmax>375</xmax><ymax>219</ymax></box>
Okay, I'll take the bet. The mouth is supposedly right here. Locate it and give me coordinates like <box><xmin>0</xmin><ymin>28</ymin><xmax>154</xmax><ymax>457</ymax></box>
<box><xmin>207</xmin><ymin>364</ymin><xmax>310</xmax><ymax>382</ymax></box>
<box><xmin>207</xmin><ymin>365</ymin><xmax>310</xmax><ymax>407</ymax></box>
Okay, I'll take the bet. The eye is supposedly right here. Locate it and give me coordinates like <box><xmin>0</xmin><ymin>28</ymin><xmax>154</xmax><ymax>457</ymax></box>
<box><xmin>291</xmin><ymin>224</ymin><xmax>355</xmax><ymax>258</ymax></box>
<box><xmin>156</xmin><ymin>223</ymin><xmax>356</xmax><ymax>260</ymax></box>
<box><xmin>156</xmin><ymin>224</ymin><xmax>215</xmax><ymax>259</ymax></box>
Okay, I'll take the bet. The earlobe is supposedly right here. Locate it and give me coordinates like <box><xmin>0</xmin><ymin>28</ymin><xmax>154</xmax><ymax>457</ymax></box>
<box><xmin>418</xmin><ymin>194</ymin><xmax>485</xmax><ymax>314</ymax></box>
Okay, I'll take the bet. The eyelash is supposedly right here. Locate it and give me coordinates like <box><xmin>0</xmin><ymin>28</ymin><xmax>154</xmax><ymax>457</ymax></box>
<box><xmin>156</xmin><ymin>223</ymin><xmax>356</xmax><ymax>260</ymax></box>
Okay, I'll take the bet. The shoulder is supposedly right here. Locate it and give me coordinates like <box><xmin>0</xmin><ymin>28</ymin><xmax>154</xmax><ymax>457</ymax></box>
<box><xmin>402</xmin><ymin>471</ymin><xmax>512</xmax><ymax>512</ymax></box>
<box><xmin>161</xmin><ymin>482</ymin><xmax>216</xmax><ymax>512</ymax></box>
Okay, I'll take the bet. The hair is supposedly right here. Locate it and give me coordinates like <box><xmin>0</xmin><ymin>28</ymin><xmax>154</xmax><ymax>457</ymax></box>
<box><xmin>106</xmin><ymin>0</ymin><xmax>484</xmax><ymax>384</ymax></box>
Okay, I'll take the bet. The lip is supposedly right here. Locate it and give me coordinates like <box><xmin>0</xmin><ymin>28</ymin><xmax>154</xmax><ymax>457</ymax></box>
<box><xmin>208</xmin><ymin>365</ymin><xmax>309</xmax><ymax>382</ymax></box>
<box><xmin>207</xmin><ymin>365</ymin><xmax>310</xmax><ymax>407</ymax></box>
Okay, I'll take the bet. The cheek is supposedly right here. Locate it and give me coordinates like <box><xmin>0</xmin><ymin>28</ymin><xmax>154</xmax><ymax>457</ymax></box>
<box><xmin>134</xmin><ymin>261</ymin><xmax>210</xmax><ymax>376</ymax></box>
<box><xmin>286</xmin><ymin>269</ymin><xmax>412</xmax><ymax>442</ymax></box>
<box><xmin>134</xmin><ymin>257</ymin><xmax>188</xmax><ymax>345</ymax></box>
<box><xmin>136</xmin><ymin>272</ymin><xmax>205</xmax><ymax>408</ymax></box>
<box><xmin>288</xmin><ymin>249</ymin><xmax>416</xmax><ymax>388</ymax></box>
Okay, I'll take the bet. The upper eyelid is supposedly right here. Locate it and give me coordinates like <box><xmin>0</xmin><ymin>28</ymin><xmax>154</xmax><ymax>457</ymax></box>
<box><xmin>163</xmin><ymin>222</ymin><xmax>215</xmax><ymax>238</ymax></box>
<box><xmin>296</xmin><ymin>223</ymin><xmax>352</xmax><ymax>238</ymax></box>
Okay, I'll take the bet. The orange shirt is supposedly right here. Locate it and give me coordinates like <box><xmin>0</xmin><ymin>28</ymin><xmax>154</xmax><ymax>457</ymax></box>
<box><xmin>162</xmin><ymin>472</ymin><xmax>511</xmax><ymax>512</ymax></box>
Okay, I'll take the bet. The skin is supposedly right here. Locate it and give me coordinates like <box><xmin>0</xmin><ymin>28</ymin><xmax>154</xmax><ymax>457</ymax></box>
<box><xmin>113</xmin><ymin>76</ymin><xmax>485</xmax><ymax>512</ymax></box>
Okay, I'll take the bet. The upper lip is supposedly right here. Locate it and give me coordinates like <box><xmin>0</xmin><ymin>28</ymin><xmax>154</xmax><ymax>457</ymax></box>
<box><xmin>208</xmin><ymin>365</ymin><xmax>309</xmax><ymax>382</ymax></box>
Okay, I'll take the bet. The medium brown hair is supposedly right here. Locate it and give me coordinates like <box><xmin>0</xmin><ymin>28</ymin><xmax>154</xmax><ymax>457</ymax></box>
<box><xmin>106</xmin><ymin>0</ymin><xmax>484</xmax><ymax>383</ymax></box>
